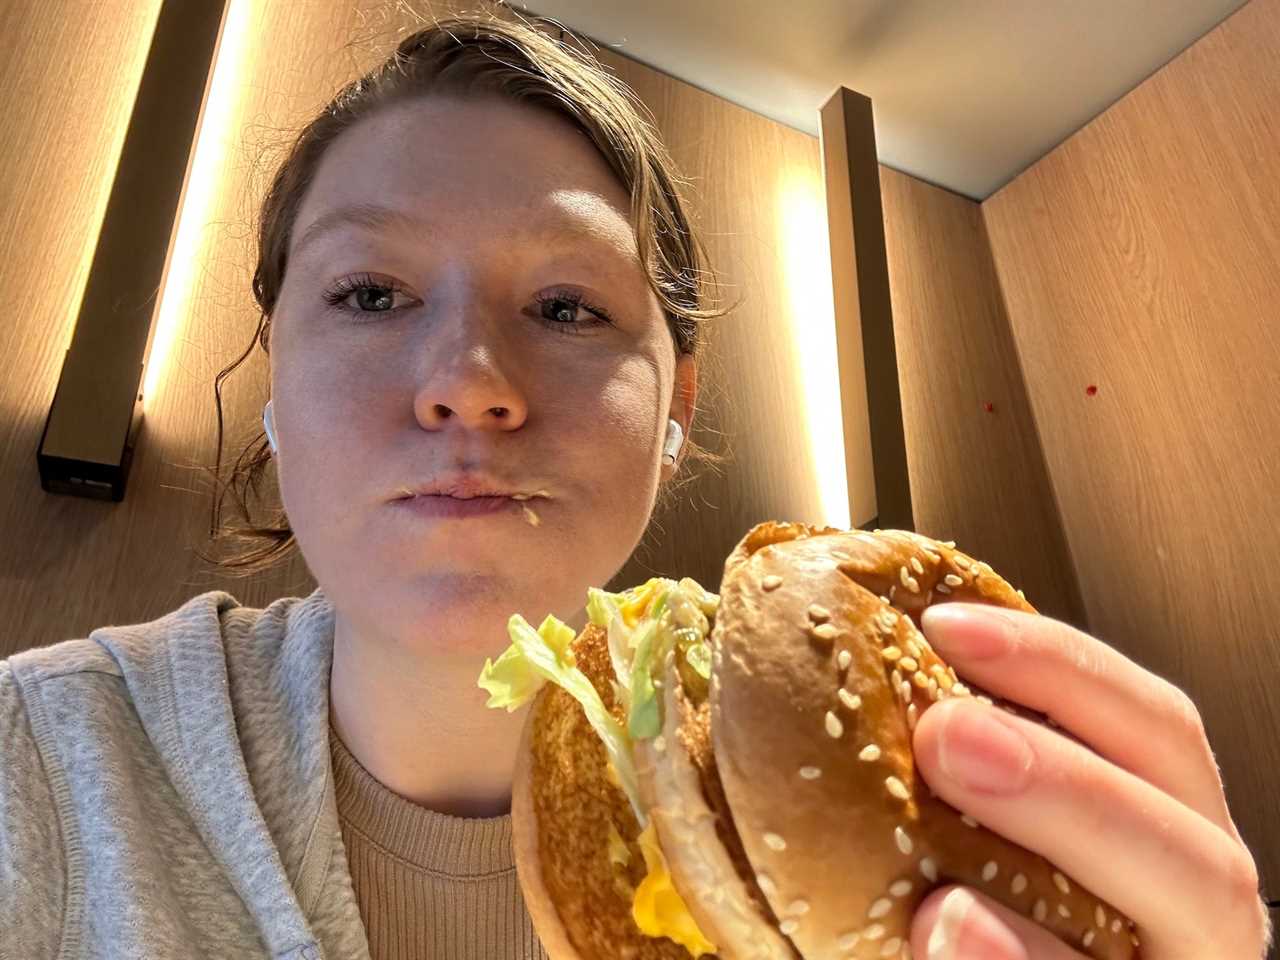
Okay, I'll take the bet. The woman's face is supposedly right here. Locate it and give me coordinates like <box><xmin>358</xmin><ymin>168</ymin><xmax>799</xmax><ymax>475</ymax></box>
<box><xmin>268</xmin><ymin>94</ymin><xmax>694</xmax><ymax>659</ymax></box>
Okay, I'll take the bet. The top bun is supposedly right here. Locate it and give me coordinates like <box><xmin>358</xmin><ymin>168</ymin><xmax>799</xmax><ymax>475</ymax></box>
<box><xmin>708</xmin><ymin>522</ymin><xmax>1137</xmax><ymax>960</ymax></box>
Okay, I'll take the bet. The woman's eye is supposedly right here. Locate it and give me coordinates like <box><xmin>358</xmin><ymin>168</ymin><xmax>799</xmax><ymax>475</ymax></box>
<box><xmin>320</xmin><ymin>274</ymin><xmax>616</xmax><ymax>335</ymax></box>
<box><xmin>320</xmin><ymin>273</ymin><xmax>410</xmax><ymax>313</ymax></box>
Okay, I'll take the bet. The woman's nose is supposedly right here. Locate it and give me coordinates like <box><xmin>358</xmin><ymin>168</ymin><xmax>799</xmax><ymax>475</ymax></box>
<box><xmin>415</xmin><ymin>361</ymin><xmax>528</xmax><ymax>431</ymax></box>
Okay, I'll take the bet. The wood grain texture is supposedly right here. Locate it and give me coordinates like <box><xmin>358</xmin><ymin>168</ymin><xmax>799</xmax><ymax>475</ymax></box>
<box><xmin>981</xmin><ymin>0</ymin><xmax>1280</xmax><ymax>900</ymax></box>
<box><xmin>873</xmin><ymin>140</ymin><xmax>1086</xmax><ymax>632</ymax></box>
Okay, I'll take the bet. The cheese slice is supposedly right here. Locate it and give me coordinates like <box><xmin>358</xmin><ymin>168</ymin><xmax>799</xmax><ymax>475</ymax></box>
<box><xmin>631</xmin><ymin>819</ymin><xmax>718</xmax><ymax>958</ymax></box>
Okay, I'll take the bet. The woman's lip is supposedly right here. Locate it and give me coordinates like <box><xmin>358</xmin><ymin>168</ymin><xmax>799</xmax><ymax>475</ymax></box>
<box><xmin>393</xmin><ymin>494</ymin><xmax>519</xmax><ymax>518</ymax></box>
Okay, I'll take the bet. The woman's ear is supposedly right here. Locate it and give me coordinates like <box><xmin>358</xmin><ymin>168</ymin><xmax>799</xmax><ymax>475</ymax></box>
<box><xmin>671</xmin><ymin>353</ymin><xmax>698</xmax><ymax>453</ymax></box>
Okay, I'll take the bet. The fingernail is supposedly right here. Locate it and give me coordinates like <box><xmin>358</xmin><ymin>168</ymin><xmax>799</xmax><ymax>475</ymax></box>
<box><xmin>939</xmin><ymin>700</ymin><xmax>1034</xmax><ymax>794</ymax></box>
<box><xmin>928</xmin><ymin>888</ymin><xmax>1028</xmax><ymax>960</ymax></box>
<box><xmin>922</xmin><ymin>604</ymin><xmax>1016</xmax><ymax>659</ymax></box>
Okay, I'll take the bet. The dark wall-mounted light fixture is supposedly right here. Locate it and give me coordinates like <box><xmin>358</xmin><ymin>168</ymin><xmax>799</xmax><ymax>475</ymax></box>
<box><xmin>819</xmin><ymin>86</ymin><xmax>913</xmax><ymax>533</ymax></box>
<box><xmin>36</xmin><ymin>0</ymin><xmax>231</xmax><ymax>501</ymax></box>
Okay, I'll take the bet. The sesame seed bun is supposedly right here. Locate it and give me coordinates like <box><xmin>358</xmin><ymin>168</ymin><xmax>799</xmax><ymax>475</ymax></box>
<box><xmin>708</xmin><ymin>521</ymin><xmax>1138</xmax><ymax>959</ymax></box>
<box><xmin>511</xmin><ymin>521</ymin><xmax>1141</xmax><ymax>960</ymax></box>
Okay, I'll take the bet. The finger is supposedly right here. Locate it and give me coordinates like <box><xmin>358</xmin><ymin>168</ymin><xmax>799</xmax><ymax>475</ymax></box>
<box><xmin>913</xmin><ymin>696</ymin><xmax>1263</xmax><ymax>959</ymax></box>
<box><xmin>919</xmin><ymin>603</ymin><xmax>1240</xmax><ymax>846</ymax></box>
<box><xmin>913</xmin><ymin>884</ymin><xmax>1094</xmax><ymax>960</ymax></box>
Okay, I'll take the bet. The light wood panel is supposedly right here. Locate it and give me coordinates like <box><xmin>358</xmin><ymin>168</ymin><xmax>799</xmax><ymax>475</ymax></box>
<box><xmin>873</xmin><ymin>161</ymin><xmax>1086</xmax><ymax>629</ymax></box>
<box><xmin>982</xmin><ymin>0</ymin><xmax>1280</xmax><ymax>899</ymax></box>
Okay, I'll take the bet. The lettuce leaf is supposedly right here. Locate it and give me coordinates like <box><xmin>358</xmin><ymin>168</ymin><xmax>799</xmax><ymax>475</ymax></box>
<box><xmin>477</xmin><ymin>612</ymin><xmax>648</xmax><ymax>827</ymax></box>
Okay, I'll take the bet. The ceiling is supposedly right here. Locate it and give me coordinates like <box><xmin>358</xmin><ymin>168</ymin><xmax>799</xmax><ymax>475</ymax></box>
<box><xmin>511</xmin><ymin>0</ymin><xmax>1252</xmax><ymax>201</ymax></box>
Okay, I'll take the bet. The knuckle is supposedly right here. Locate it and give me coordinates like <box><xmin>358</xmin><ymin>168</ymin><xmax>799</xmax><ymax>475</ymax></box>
<box><xmin>1166</xmin><ymin>682</ymin><xmax>1205</xmax><ymax>740</ymax></box>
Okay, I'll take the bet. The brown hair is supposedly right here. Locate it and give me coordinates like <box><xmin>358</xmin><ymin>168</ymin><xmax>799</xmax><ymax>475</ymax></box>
<box><xmin>196</xmin><ymin>3</ymin><xmax>740</xmax><ymax>578</ymax></box>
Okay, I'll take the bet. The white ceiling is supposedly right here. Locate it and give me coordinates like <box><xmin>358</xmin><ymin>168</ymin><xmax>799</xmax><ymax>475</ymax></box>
<box><xmin>512</xmin><ymin>0</ymin><xmax>1252</xmax><ymax>201</ymax></box>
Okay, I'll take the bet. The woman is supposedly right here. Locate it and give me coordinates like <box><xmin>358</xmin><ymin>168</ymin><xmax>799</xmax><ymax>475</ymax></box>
<box><xmin>0</xmin><ymin>8</ymin><xmax>1267</xmax><ymax>960</ymax></box>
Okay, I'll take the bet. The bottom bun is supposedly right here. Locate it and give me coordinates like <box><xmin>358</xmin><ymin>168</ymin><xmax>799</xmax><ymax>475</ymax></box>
<box><xmin>511</xmin><ymin>625</ymin><xmax>699</xmax><ymax>960</ymax></box>
<box><xmin>512</xmin><ymin>685</ymin><xmax>588</xmax><ymax>960</ymax></box>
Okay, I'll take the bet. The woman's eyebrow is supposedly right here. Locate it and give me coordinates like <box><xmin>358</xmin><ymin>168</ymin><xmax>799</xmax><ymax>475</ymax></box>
<box><xmin>292</xmin><ymin>201</ymin><xmax>628</xmax><ymax>264</ymax></box>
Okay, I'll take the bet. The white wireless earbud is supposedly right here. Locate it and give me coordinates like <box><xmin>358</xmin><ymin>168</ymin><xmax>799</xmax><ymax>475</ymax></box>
<box><xmin>263</xmin><ymin>400</ymin><xmax>277</xmax><ymax>455</ymax></box>
<box><xmin>662</xmin><ymin>418</ymin><xmax>683</xmax><ymax>465</ymax></box>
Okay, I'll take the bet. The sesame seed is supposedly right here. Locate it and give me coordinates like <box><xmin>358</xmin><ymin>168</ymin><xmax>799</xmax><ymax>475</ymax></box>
<box><xmin>779</xmin><ymin>919</ymin><xmax>799</xmax><ymax>935</ymax></box>
<box><xmin>837</xmin><ymin>649</ymin><xmax>853</xmax><ymax>670</ymax></box>
<box><xmin>894</xmin><ymin>826</ymin><xmax>913</xmax><ymax>855</ymax></box>
<box><xmin>906</xmin><ymin>639</ymin><xmax>921</xmax><ymax>659</ymax></box>
<box><xmin>789</xmin><ymin>899</ymin><xmax>810</xmax><ymax>915</ymax></box>
<box><xmin>889</xmin><ymin>585</ymin><xmax>896</xmax><ymax>602</ymax></box>
<box><xmin>885</xmin><ymin>776</ymin><xmax>910</xmax><ymax>800</ymax></box>
<box><xmin>942</xmin><ymin>540</ymin><xmax>956</xmax><ymax>548</ymax></box>
<box><xmin>1058</xmin><ymin>903</ymin><xmax>1072</xmax><ymax>919</ymax></box>
<box><xmin>863</xmin><ymin>922</ymin><xmax>885</xmax><ymax>940</ymax></box>
<box><xmin>899</xmin><ymin>678</ymin><xmax>912</xmax><ymax>702</ymax></box>
<box><xmin>1084</xmin><ymin>930</ymin><xmax>1096</xmax><ymax>949</ymax></box>
<box><xmin>757</xmin><ymin>873</ymin><xmax>777</xmax><ymax>896</ymax></box>
<box><xmin>1011</xmin><ymin>873</ymin><xmax>1028</xmax><ymax>895</ymax></box>
<box><xmin>807</xmin><ymin>604</ymin><xmax>831</xmax><ymax>623</ymax></box>
<box><xmin>1095</xmin><ymin>904</ymin><xmax>1106</xmax><ymax>928</ymax></box>
<box><xmin>910</xmin><ymin>556</ymin><xmax>925</xmax><ymax>575</ymax></box>
<box><xmin>953</xmin><ymin>682</ymin><xmax>971</xmax><ymax>697</ymax></box>
<box><xmin>944</xmin><ymin>574</ymin><xmax>964</xmax><ymax>587</ymax></box>
<box><xmin>825</xmin><ymin>711</ymin><xmax>844</xmax><ymax>738</ymax></box>
<box><xmin>977</xmin><ymin>694</ymin><xmax>994</xmax><ymax>706</ymax></box>
<box><xmin>859</xmin><ymin>743</ymin><xmax>882</xmax><ymax>761</ymax></box>
<box><xmin>879</xmin><ymin>594</ymin><xmax>891</xmax><ymax>605</ymax></box>
<box><xmin>762</xmin><ymin>575</ymin><xmax>783</xmax><ymax>591</ymax></box>
<box><xmin>836</xmin><ymin>932</ymin><xmax>860</xmax><ymax>950</ymax></box>
<box><xmin>868</xmin><ymin>897</ymin><xmax>892</xmax><ymax>919</ymax></box>
<box><xmin>1053</xmin><ymin>871</ymin><xmax>1071</xmax><ymax>894</ymax></box>
<box><xmin>899</xmin><ymin>567</ymin><xmax>920</xmax><ymax>593</ymax></box>
<box><xmin>653</xmin><ymin>735</ymin><xmax>666</xmax><ymax>753</ymax></box>
<box><xmin>924</xmin><ymin>549</ymin><xmax>942</xmax><ymax>564</ymax></box>
<box><xmin>913</xmin><ymin>670</ymin><xmax>929</xmax><ymax>688</ymax></box>
<box><xmin>907</xmin><ymin>703</ymin><xmax>918</xmax><ymax>730</ymax></box>
<box><xmin>879</xmin><ymin>937</ymin><xmax>901</xmax><ymax>957</ymax></box>
<box><xmin>882</xmin><ymin>646</ymin><xmax>903</xmax><ymax>661</ymax></box>
<box><xmin>1017</xmin><ymin>588</ymin><xmax>1026</xmax><ymax>600</ymax></box>
<box><xmin>953</xmin><ymin>556</ymin><xmax>970</xmax><ymax>571</ymax></box>
<box><xmin>1111</xmin><ymin>918</ymin><xmax>1122</xmax><ymax>933</ymax></box>
<box><xmin>811</xmin><ymin>623</ymin><xmax>839</xmax><ymax>642</ymax></box>
<box><xmin>763</xmin><ymin>832</ymin><xmax>786</xmax><ymax>851</ymax></box>
<box><xmin>897</xmin><ymin>655</ymin><xmax>917</xmax><ymax>672</ymax></box>
<box><xmin>961</xmin><ymin>814</ymin><xmax>979</xmax><ymax>828</ymax></box>
<box><xmin>889</xmin><ymin>879</ymin><xmax>912</xmax><ymax>897</ymax></box>
<box><xmin>919</xmin><ymin>857</ymin><xmax>937</xmax><ymax>882</ymax></box>
<box><xmin>799</xmin><ymin>766</ymin><xmax>822</xmax><ymax>780</ymax></box>
<box><xmin>837</xmin><ymin>688</ymin><xmax>861</xmax><ymax>710</ymax></box>
<box><xmin>1033</xmin><ymin>899</ymin><xmax>1047</xmax><ymax>922</ymax></box>
<box><xmin>935</xmin><ymin>582</ymin><xmax>952</xmax><ymax>595</ymax></box>
<box><xmin>982</xmin><ymin>861</ymin><xmax>998</xmax><ymax>882</ymax></box>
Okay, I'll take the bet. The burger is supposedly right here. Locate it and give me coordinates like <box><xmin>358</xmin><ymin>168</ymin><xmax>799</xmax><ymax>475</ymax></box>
<box><xmin>477</xmin><ymin>521</ymin><xmax>1140</xmax><ymax>960</ymax></box>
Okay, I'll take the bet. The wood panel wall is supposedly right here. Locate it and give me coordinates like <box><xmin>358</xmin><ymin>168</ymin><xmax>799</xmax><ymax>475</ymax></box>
<box><xmin>981</xmin><ymin>0</ymin><xmax>1280</xmax><ymax>904</ymax></box>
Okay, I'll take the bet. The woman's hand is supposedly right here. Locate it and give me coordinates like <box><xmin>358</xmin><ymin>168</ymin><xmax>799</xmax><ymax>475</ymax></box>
<box><xmin>906</xmin><ymin>602</ymin><xmax>1269</xmax><ymax>960</ymax></box>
